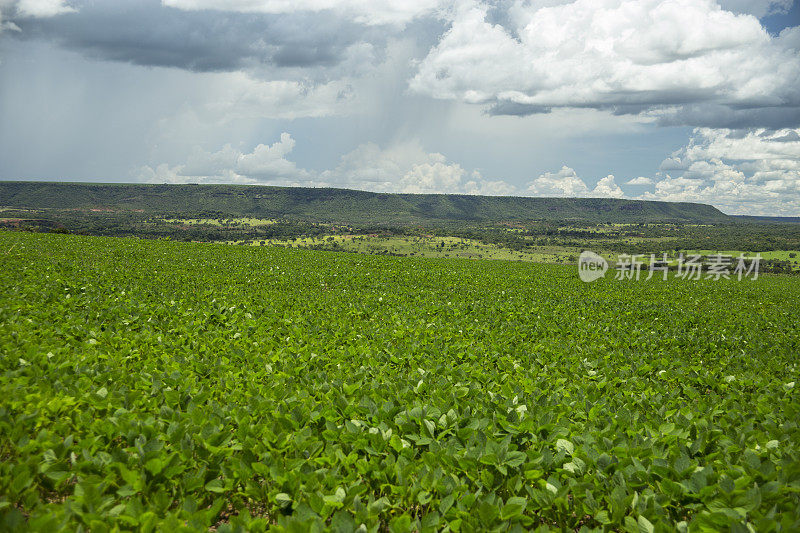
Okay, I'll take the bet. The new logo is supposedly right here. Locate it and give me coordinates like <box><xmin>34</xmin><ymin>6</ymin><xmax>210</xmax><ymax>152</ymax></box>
<box><xmin>578</xmin><ymin>251</ymin><xmax>608</xmax><ymax>282</ymax></box>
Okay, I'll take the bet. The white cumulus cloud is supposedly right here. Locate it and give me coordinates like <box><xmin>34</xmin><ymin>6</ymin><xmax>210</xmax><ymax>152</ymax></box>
<box><xmin>137</xmin><ymin>134</ymin><xmax>517</xmax><ymax>195</ymax></box>
<box><xmin>16</xmin><ymin>0</ymin><xmax>74</xmax><ymax>17</ymax></box>
<box><xmin>526</xmin><ymin>166</ymin><xmax>624</xmax><ymax>198</ymax></box>
<box><xmin>320</xmin><ymin>140</ymin><xmax>516</xmax><ymax>194</ymax></box>
<box><xmin>592</xmin><ymin>175</ymin><xmax>625</xmax><ymax>198</ymax></box>
<box><xmin>410</xmin><ymin>0</ymin><xmax>800</xmax><ymax>128</ymax></box>
<box><xmin>133</xmin><ymin>126</ymin><xmax>800</xmax><ymax>215</ymax></box>
<box><xmin>137</xmin><ymin>133</ymin><xmax>312</xmax><ymax>184</ymax></box>
<box><xmin>0</xmin><ymin>0</ymin><xmax>73</xmax><ymax>32</ymax></box>
<box><xmin>640</xmin><ymin>127</ymin><xmax>800</xmax><ymax>214</ymax></box>
<box><xmin>527</xmin><ymin>166</ymin><xmax>589</xmax><ymax>196</ymax></box>
<box><xmin>0</xmin><ymin>0</ymin><xmax>74</xmax><ymax>18</ymax></box>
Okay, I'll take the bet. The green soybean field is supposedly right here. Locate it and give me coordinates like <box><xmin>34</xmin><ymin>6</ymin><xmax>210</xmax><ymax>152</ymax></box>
<box><xmin>1</xmin><ymin>231</ymin><xmax>799</xmax><ymax>532</ymax></box>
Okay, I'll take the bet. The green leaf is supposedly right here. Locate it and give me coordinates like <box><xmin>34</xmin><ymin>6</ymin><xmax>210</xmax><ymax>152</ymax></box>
<box><xmin>389</xmin><ymin>513</ymin><xmax>413</xmax><ymax>533</ymax></box>
<box><xmin>477</xmin><ymin>500</ymin><xmax>499</xmax><ymax>524</ymax></box>
<box><xmin>556</xmin><ymin>439</ymin><xmax>574</xmax><ymax>455</ymax></box>
<box><xmin>10</xmin><ymin>469</ymin><xmax>32</xmax><ymax>494</ymax></box>
<box><xmin>594</xmin><ymin>510</ymin><xmax>611</xmax><ymax>525</ymax></box>
<box><xmin>638</xmin><ymin>515</ymin><xmax>654</xmax><ymax>533</ymax></box>
<box><xmin>423</xmin><ymin>419</ymin><xmax>436</xmax><ymax>438</ymax></box>
<box><xmin>368</xmin><ymin>497</ymin><xmax>390</xmax><ymax>517</ymax></box>
<box><xmin>505</xmin><ymin>451</ymin><xmax>526</xmax><ymax>468</ymax></box>
<box><xmin>500</xmin><ymin>496</ymin><xmax>527</xmax><ymax>520</ymax></box>
<box><xmin>439</xmin><ymin>493</ymin><xmax>456</xmax><ymax>515</ymax></box>
<box><xmin>204</xmin><ymin>479</ymin><xmax>226</xmax><ymax>493</ymax></box>
<box><xmin>145</xmin><ymin>457</ymin><xmax>164</xmax><ymax>475</ymax></box>
<box><xmin>275</xmin><ymin>493</ymin><xmax>292</xmax><ymax>507</ymax></box>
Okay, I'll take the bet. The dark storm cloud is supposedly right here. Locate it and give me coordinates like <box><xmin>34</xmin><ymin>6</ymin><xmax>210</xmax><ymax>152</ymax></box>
<box><xmin>656</xmin><ymin>104</ymin><xmax>800</xmax><ymax>129</ymax></box>
<box><xmin>485</xmin><ymin>101</ymin><xmax>650</xmax><ymax>118</ymax></box>
<box><xmin>486</xmin><ymin>101</ymin><xmax>655</xmax><ymax>118</ymax></box>
<box><xmin>722</xmin><ymin>129</ymin><xmax>751</xmax><ymax>139</ymax></box>
<box><xmin>3</xmin><ymin>0</ymin><xmax>384</xmax><ymax>72</ymax></box>
<box><xmin>487</xmin><ymin>98</ymin><xmax>800</xmax><ymax>129</ymax></box>
<box><xmin>485</xmin><ymin>101</ymin><xmax>551</xmax><ymax>116</ymax></box>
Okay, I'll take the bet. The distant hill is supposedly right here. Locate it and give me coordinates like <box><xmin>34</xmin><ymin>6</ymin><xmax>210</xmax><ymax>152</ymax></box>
<box><xmin>733</xmin><ymin>215</ymin><xmax>800</xmax><ymax>224</ymax></box>
<box><xmin>0</xmin><ymin>181</ymin><xmax>733</xmax><ymax>225</ymax></box>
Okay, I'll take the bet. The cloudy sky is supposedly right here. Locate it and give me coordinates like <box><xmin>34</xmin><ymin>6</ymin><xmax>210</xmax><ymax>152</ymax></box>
<box><xmin>1</xmin><ymin>0</ymin><xmax>799</xmax><ymax>215</ymax></box>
